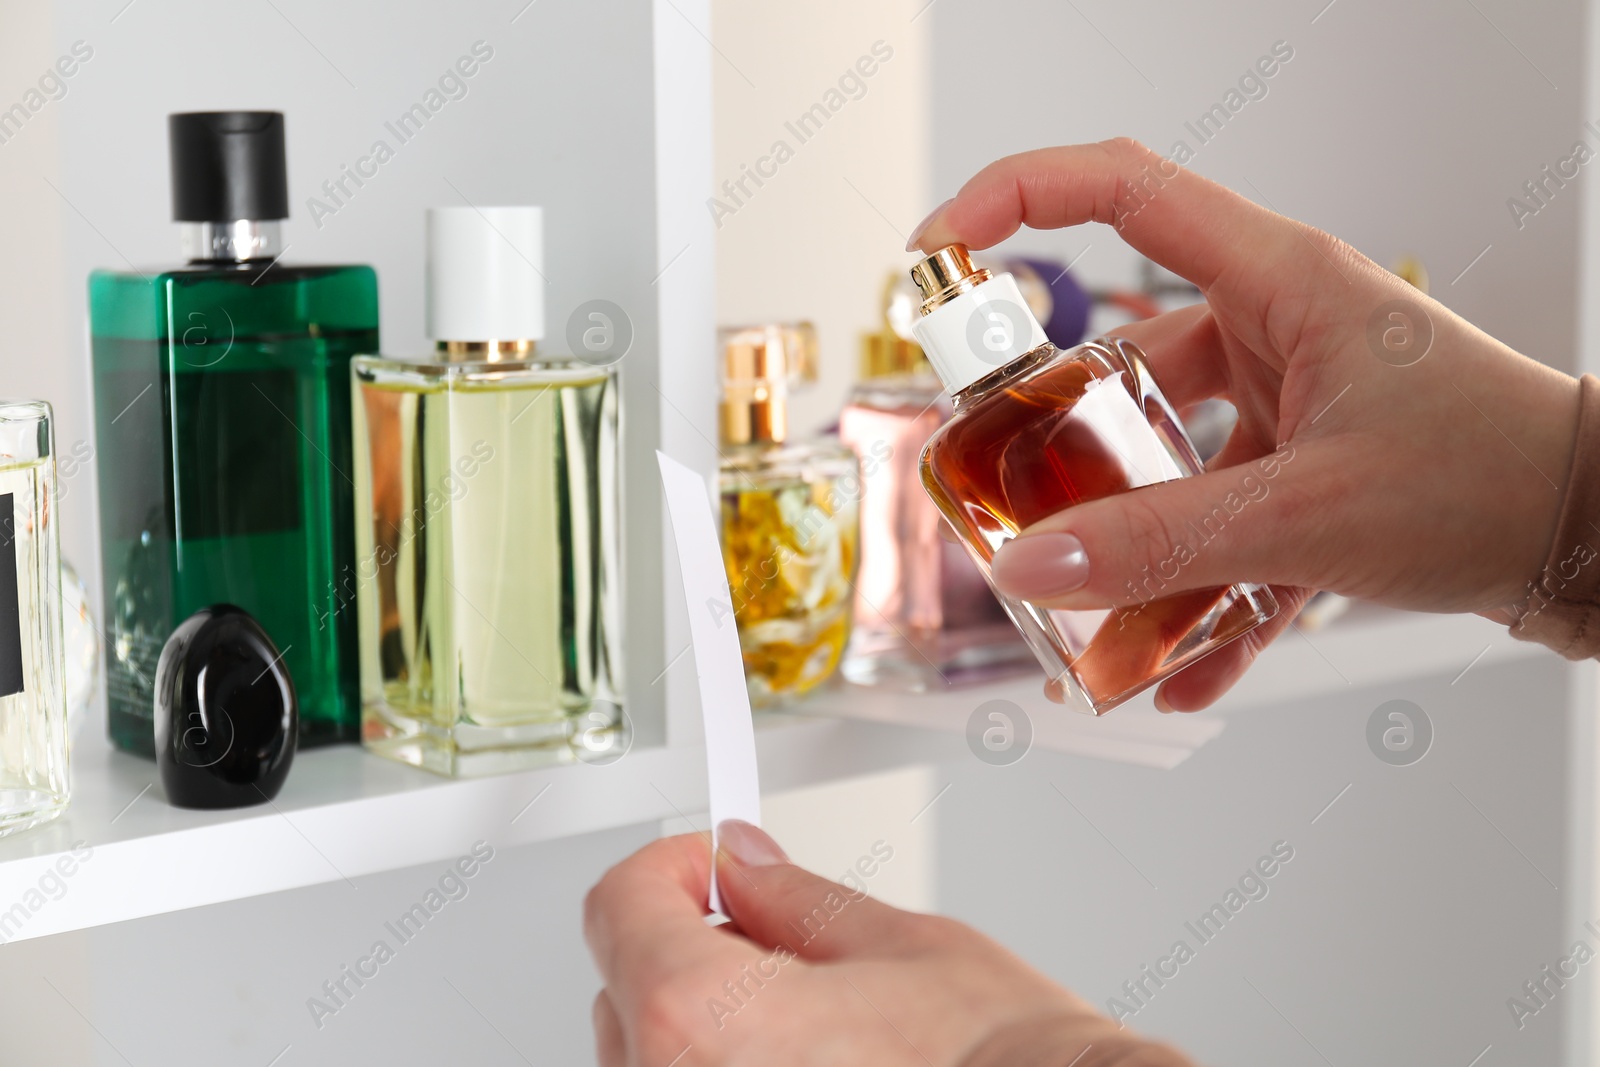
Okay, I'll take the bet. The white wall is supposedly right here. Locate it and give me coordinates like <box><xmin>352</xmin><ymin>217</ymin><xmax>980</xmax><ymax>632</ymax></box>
<box><xmin>710</xmin><ymin>0</ymin><xmax>931</xmax><ymax>434</ymax></box>
<box><xmin>935</xmin><ymin>658</ymin><xmax>1576</xmax><ymax>1065</ymax></box>
<box><xmin>0</xmin><ymin>0</ymin><xmax>80</xmax><ymax>568</ymax></box>
<box><xmin>928</xmin><ymin>0</ymin><xmax>1585</xmax><ymax>373</ymax></box>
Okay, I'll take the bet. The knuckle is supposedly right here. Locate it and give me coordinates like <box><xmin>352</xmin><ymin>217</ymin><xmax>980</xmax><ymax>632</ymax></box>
<box><xmin>1291</xmin><ymin>221</ymin><xmax>1368</xmax><ymax>278</ymax></box>
<box><xmin>582</xmin><ymin>861</ymin><xmax>632</xmax><ymax>943</ymax></box>
<box><xmin>1097</xmin><ymin>138</ymin><xmax>1174</xmax><ymax>229</ymax></box>
<box><xmin>581</xmin><ymin>879</ymin><xmax>611</xmax><ymax>943</ymax></box>
<box><xmin>1103</xmin><ymin>135</ymin><xmax>1152</xmax><ymax>161</ymax></box>
<box><xmin>1108</xmin><ymin>490</ymin><xmax>1187</xmax><ymax>589</ymax></box>
<box><xmin>914</xmin><ymin>913</ymin><xmax>980</xmax><ymax>947</ymax></box>
<box><xmin>635</xmin><ymin>966</ymin><xmax>716</xmax><ymax>1051</ymax></box>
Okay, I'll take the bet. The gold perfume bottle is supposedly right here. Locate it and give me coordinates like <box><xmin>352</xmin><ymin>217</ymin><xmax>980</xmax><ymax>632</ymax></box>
<box><xmin>352</xmin><ymin>207</ymin><xmax>622</xmax><ymax>775</ymax></box>
<box><xmin>717</xmin><ymin>323</ymin><xmax>859</xmax><ymax>706</ymax></box>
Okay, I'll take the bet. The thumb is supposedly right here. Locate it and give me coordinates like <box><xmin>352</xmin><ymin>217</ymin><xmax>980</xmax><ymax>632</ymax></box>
<box><xmin>990</xmin><ymin>439</ymin><xmax>1327</xmax><ymax>609</ymax></box>
<box><xmin>715</xmin><ymin>821</ymin><xmax>921</xmax><ymax>961</ymax></box>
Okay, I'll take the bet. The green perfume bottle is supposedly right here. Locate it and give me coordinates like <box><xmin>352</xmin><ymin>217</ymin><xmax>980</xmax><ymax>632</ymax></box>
<box><xmin>90</xmin><ymin>112</ymin><xmax>379</xmax><ymax>756</ymax></box>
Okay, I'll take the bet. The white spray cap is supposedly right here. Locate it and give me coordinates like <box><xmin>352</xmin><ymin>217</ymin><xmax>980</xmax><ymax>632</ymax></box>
<box><xmin>909</xmin><ymin>245</ymin><xmax>1049</xmax><ymax>394</ymax></box>
<box><xmin>425</xmin><ymin>206</ymin><xmax>544</xmax><ymax>342</ymax></box>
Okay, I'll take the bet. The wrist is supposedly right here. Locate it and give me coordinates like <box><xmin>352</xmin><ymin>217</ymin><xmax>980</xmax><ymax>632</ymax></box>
<box><xmin>1480</xmin><ymin>355</ymin><xmax>1583</xmax><ymax>602</ymax></box>
<box><xmin>1503</xmin><ymin>373</ymin><xmax>1600</xmax><ymax>656</ymax></box>
<box><xmin>957</xmin><ymin>1011</ymin><xmax>1196</xmax><ymax>1067</ymax></box>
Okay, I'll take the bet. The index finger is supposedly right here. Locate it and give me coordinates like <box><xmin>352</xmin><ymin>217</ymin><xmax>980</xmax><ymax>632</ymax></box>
<box><xmin>583</xmin><ymin>834</ymin><xmax>749</xmax><ymax>1008</ymax></box>
<box><xmin>912</xmin><ymin>138</ymin><xmax>1302</xmax><ymax>292</ymax></box>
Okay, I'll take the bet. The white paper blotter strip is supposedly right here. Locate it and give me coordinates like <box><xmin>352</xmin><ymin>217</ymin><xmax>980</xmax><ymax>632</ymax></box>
<box><xmin>656</xmin><ymin>451</ymin><xmax>762</xmax><ymax>915</ymax></box>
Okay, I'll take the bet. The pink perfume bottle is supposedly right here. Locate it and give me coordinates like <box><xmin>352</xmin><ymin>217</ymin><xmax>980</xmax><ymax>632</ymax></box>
<box><xmin>838</xmin><ymin>275</ymin><xmax>1033</xmax><ymax>691</ymax></box>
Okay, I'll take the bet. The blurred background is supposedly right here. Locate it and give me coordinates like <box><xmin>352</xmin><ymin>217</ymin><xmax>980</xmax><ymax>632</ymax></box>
<box><xmin>0</xmin><ymin>0</ymin><xmax>1596</xmax><ymax>1063</ymax></box>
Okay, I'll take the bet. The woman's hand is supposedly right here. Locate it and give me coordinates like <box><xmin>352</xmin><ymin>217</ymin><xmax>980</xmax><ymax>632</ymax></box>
<box><xmin>585</xmin><ymin>822</ymin><xmax>1189</xmax><ymax>1066</ymax></box>
<box><xmin>911</xmin><ymin>138</ymin><xmax>1582</xmax><ymax>711</ymax></box>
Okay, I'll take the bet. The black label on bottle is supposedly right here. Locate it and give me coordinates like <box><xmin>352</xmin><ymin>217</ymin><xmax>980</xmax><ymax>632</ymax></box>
<box><xmin>0</xmin><ymin>493</ymin><xmax>25</xmax><ymax>698</ymax></box>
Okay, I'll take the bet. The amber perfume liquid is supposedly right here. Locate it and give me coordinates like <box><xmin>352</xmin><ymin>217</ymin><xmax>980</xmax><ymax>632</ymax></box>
<box><xmin>920</xmin><ymin>337</ymin><xmax>1276</xmax><ymax>713</ymax></box>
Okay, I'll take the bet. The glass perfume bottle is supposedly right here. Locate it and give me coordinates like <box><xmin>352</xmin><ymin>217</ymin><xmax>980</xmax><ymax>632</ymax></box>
<box><xmin>0</xmin><ymin>401</ymin><xmax>69</xmax><ymax>837</ymax></box>
<box><xmin>838</xmin><ymin>275</ymin><xmax>1031</xmax><ymax>690</ymax></box>
<box><xmin>59</xmin><ymin>558</ymin><xmax>98</xmax><ymax>743</ymax></box>
<box><xmin>718</xmin><ymin>323</ymin><xmax>859</xmax><ymax>706</ymax></box>
<box><xmin>353</xmin><ymin>206</ymin><xmax>622</xmax><ymax>777</ymax></box>
<box><xmin>90</xmin><ymin>112</ymin><xmax>378</xmax><ymax>755</ymax></box>
<box><xmin>913</xmin><ymin>246</ymin><xmax>1278</xmax><ymax>714</ymax></box>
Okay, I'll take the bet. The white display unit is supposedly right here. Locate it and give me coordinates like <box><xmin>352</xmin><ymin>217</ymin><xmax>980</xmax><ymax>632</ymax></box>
<box><xmin>2</xmin><ymin>1</ymin><xmax>1597</xmax><ymax>1064</ymax></box>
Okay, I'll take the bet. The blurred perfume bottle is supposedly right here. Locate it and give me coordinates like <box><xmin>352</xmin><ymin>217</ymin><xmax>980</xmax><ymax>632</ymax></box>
<box><xmin>58</xmin><ymin>558</ymin><xmax>98</xmax><ymax>740</ymax></box>
<box><xmin>353</xmin><ymin>207</ymin><xmax>623</xmax><ymax>777</ymax></box>
<box><xmin>0</xmin><ymin>402</ymin><xmax>69</xmax><ymax>837</ymax></box>
<box><xmin>718</xmin><ymin>324</ymin><xmax>859</xmax><ymax>706</ymax></box>
<box><xmin>913</xmin><ymin>246</ymin><xmax>1278</xmax><ymax>715</ymax></box>
<box><xmin>90</xmin><ymin>112</ymin><xmax>378</xmax><ymax>755</ymax></box>
<box><xmin>838</xmin><ymin>275</ymin><xmax>1033</xmax><ymax>690</ymax></box>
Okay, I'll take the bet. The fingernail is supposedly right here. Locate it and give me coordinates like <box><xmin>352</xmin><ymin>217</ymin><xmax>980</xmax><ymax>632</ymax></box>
<box><xmin>905</xmin><ymin>197</ymin><xmax>953</xmax><ymax>252</ymax></box>
<box><xmin>1154</xmin><ymin>688</ymin><xmax>1174</xmax><ymax>714</ymax></box>
<box><xmin>991</xmin><ymin>533</ymin><xmax>1089</xmax><ymax>599</ymax></box>
<box><xmin>717</xmin><ymin>820</ymin><xmax>788</xmax><ymax>868</ymax></box>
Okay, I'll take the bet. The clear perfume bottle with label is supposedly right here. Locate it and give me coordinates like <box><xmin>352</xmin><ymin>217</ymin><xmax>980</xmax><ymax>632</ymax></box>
<box><xmin>352</xmin><ymin>207</ymin><xmax>622</xmax><ymax>776</ymax></box>
<box><xmin>838</xmin><ymin>274</ymin><xmax>1030</xmax><ymax>691</ymax></box>
<box><xmin>90</xmin><ymin>112</ymin><xmax>378</xmax><ymax>755</ymax></box>
<box><xmin>718</xmin><ymin>324</ymin><xmax>859</xmax><ymax>706</ymax></box>
<box><xmin>0</xmin><ymin>401</ymin><xmax>69</xmax><ymax>837</ymax></box>
<box><xmin>913</xmin><ymin>246</ymin><xmax>1278</xmax><ymax>714</ymax></box>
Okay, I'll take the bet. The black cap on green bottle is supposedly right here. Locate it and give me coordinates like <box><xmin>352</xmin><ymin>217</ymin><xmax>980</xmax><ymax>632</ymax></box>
<box><xmin>168</xmin><ymin>111</ymin><xmax>288</xmax><ymax>222</ymax></box>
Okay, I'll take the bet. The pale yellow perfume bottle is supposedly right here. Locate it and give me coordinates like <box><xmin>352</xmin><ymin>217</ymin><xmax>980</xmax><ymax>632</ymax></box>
<box><xmin>352</xmin><ymin>207</ymin><xmax>622</xmax><ymax>776</ymax></box>
<box><xmin>0</xmin><ymin>401</ymin><xmax>69</xmax><ymax>837</ymax></box>
<box><xmin>717</xmin><ymin>324</ymin><xmax>859</xmax><ymax>706</ymax></box>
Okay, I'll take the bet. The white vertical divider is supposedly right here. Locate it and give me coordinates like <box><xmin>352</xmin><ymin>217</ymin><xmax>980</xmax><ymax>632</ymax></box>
<box><xmin>651</xmin><ymin>0</ymin><xmax>718</xmax><ymax>753</ymax></box>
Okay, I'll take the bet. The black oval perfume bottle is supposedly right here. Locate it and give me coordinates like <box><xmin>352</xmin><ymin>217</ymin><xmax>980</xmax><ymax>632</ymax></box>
<box><xmin>154</xmin><ymin>605</ymin><xmax>297</xmax><ymax>809</ymax></box>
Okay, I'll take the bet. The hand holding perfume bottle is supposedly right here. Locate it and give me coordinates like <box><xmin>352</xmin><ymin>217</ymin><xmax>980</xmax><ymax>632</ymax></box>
<box><xmin>587</xmin><ymin>140</ymin><xmax>1600</xmax><ymax>1067</ymax></box>
<box><xmin>910</xmin><ymin>139</ymin><xmax>1586</xmax><ymax>708</ymax></box>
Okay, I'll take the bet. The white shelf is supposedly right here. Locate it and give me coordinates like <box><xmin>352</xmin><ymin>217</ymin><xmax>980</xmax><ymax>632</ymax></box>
<box><xmin>0</xmin><ymin>712</ymin><xmax>961</xmax><ymax>945</ymax></box>
<box><xmin>802</xmin><ymin>605</ymin><xmax>1539</xmax><ymax>761</ymax></box>
<box><xmin>0</xmin><ymin>607</ymin><xmax>1543</xmax><ymax>944</ymax></box>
